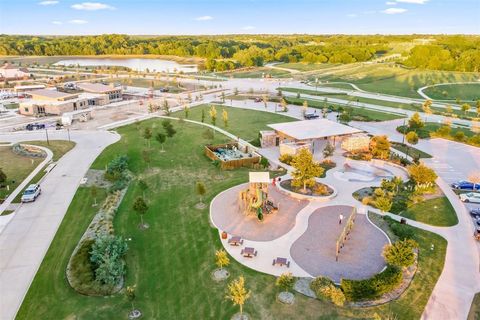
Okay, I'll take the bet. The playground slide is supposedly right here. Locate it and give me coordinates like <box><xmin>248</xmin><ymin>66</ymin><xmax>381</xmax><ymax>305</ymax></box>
<box><xmin>251</xmin><ymin>188</ymin><xmax>263</xmax><ymax>209</ymax></box>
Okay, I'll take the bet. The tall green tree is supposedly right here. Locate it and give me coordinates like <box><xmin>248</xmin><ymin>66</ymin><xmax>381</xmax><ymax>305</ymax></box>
<box><xmin>133</xmin><ymin>196</ymin><xmax>149</xmax><ymax>229</ymax></box>
<box><xmin>290</xmin><ymin>148</ymin><xmax>324</xmax><ymax>192</ymax></box>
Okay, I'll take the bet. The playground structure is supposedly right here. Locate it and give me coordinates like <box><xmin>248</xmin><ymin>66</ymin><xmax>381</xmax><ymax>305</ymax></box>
<box><xmin>239</xmin><ymin>172</ymin><xmax>278</xmax><ymax>221</ymax></box>
<box><xmin>205</xmin><ymin>142</ymin><xmax>260</xmax><ymax>170</ymax></box>
<box><xmin>335</xmin><ymin>207</ymin><xmax>357</xmax><ymax>261</ymax></box>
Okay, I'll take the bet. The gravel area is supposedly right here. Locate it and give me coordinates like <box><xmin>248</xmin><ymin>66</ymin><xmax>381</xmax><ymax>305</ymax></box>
<box><xmin>290</xmin><ymin>205</ymin><xmax>388</xmax><ymax>282</ymax></box>
<box><xmin>211</xmin><ymin>183</ymin><xmax>308</xmax><ymax>241</ymax></box>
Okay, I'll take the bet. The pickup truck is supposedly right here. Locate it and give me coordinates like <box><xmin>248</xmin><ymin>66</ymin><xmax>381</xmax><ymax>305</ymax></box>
<box><xmin>21</xmin><ymin>184</ymin><xmax>41</xmax><ymax>203</ymax></box>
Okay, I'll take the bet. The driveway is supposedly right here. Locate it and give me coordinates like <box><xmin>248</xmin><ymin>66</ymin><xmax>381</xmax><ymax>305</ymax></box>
<box><xmin>0</xmin><ymin>129</ymin><xmax>119</xmax><ymax>320</ymax></box>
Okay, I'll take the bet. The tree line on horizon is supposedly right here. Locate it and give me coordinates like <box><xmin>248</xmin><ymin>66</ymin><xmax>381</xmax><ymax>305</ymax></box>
<box><xmin>0</xmin><ymin>34</ymin><xmax>478</xmax><ymax>72</ymax></box>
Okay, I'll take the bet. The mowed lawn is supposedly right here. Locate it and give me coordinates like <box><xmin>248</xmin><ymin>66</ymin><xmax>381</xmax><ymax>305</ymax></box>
<box><xmin>0</xmin><ymin>146</ymin><xmax>42</xmax><ymax>201</ymax></box>
<box><xmin>174</xmin><ymin>104</ymin><xmax>296</xmax><ymax>142</ymax></box>
<box><xmin>18</xmin><ymin>110</ymin><xmax>447</xmax><ymax>319</ymax></box>
<box><xmin>399</xmin><ymin>197</ymin><xmax>459</xmax><ymax>227</ymax></box>
<box><xmin>422</xmin><ymin>83</ymin><xmax>480</xmax><ymax>101</ymax></box>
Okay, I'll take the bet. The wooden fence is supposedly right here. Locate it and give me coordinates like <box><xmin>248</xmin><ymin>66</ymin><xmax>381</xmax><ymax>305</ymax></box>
<box><xmin>204</xmin><ymin>142</ymin><xmax>260</xmax><ymax>170</ymax></box>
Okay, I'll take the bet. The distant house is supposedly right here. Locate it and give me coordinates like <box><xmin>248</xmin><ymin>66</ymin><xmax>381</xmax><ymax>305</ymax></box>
<box><xmin>77</xmin><ymin>82</ymin><xmax>122</xmax><ymax>103</ymax></box>
<box><xmin>0</xmin><ymin>63</ymin><xmax>30</xmax><ymax>81</ymax></box>
<box><xmin>18</xmin><ymin>88</ymin><xmax>103</xmax><ymax>116</ymax></box>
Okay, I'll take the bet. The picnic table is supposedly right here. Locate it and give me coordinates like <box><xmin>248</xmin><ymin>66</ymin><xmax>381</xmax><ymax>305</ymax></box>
<box><xmin>272</xmin><ymin>257</ymin><xmax>290</xmax><ymax>267</ymax></box>
<box><xmin>228</xmin><ymin>236</ymin><xmax>243</xmax><ymax>246</ymax></box>
<box><xmin>241</xmin><ymin>247</ymin><xmax>257</xmax><ymax>258</ymax></box>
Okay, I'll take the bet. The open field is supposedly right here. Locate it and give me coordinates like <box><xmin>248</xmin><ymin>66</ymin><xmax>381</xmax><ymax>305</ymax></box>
<box><xmin>174</xmin><ymin>104</ymin><xmax>295</xmax><ymax>142</ymax></box>
<box><xmin>422</xmin><ymin>83</ymin><xmax>480</xmax><ymax>101</ymax></box>
<box><xmin>224</xmin><ymin>67</ymin><xmax>292</xmax><ymax>79</ymax></box>
<box><xmin>18</xmin><ymin>113</ymin><xmax>447</xmax><ymax>319</ymax></box>
<box><xmin>284</xmin><ymin>96</ymin><xmax>405</xmax><ymax>121</ymax></box>
<box><xmin>102</xmin><ymin>77</ymin><xmax>188</xmax><ymax>92</ymax></box>
<box><xmin>397</xmin><ymin>196</ymin><xmax>458</xmax><ymax>227</ymax></box>
<box><xmin>306</xmin><ymin>64</ymin><xmax>480</xmax><ymax>99</ymax></box>
<box><xmin>274</xmin><ymin>63</ymin><xmax>338</xmax><ymax>72</ymax></box>
<box><xmin>0</xmin><ymin>146</ymin><xmax>42</xmax><ymax>201</ymax></box>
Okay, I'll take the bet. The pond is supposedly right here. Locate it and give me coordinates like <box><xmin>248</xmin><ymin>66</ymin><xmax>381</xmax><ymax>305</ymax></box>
<box><xmin>53</xmin><ymin>58</ymin><xmax>198</xmax><ymax>73</ymax></box>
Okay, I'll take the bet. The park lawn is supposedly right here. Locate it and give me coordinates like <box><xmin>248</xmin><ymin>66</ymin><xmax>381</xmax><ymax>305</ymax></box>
<box><xmin>468</xmin><ymin>292</ymin><xmax>480</xmax><ymax>320</ymax></box>
<box><xmin>398</xmin><ymin>197</ymin><xmax>459</xmax><ymax>227</ymax></box>
<box><xmin>285</xmin><ymin>96</ymin><xmax>404</xmax><ymax>121</ymax></box>
<box><xmin>308</xmin><ymin>64</ymin><xmax>480</xmax><ymax>99</ymax></box>
<box><xmin>422</xmin><ymin>83</ymin><xmax>480</xmax><ymax>101</ymax></box>
<box><xmin>391</xmin><ymin>142</ymin><xmax>432</xmax><ymax>159</ymax></box>
<box><xmin>275</xmin><ymin>62</ymin><xmax>335</xmax><ymax>72</ymax></box>
<box><xmin>226</xmin><ymin>68</ymin><xmax>291</xmax><ymax>79</ymax></box>
<box><xmin>103</xmin><ymin>77</ymin><xmax>186</xmax><ymax>93</ymax></box>
<box><xmin>22</xmin><ymin>140</ymin><xmax>76</xmax><ymax>161</ymax></box>
<box><xmin>174</xmin><ymin>104</ymin><xmax>296</xmax><ymax>142</ymax></box>
<box><xmin>319</xmin><ymin>83</ymin><xmax>358</xmax><ymax>90</ymax></box>
<box><xmin>0</xmin><ymin>146</ymin><xmax>42</xmax><ymax>201</ymax></box>
<box><xmin>18</xmin><ymin>116</ymin><xmax>448</xmax><ymax>320</ymax></box>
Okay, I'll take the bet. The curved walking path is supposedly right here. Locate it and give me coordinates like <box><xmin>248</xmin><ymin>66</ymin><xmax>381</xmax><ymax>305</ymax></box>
<box><xmin>417</xmin><ymin>81</ymin><xmax>480</xmax><ymax>100</ymax></box>
<box><xmin>0</xmin><ymin>129</ymin><xmax>120</xmax><ymax>320</ymax></box>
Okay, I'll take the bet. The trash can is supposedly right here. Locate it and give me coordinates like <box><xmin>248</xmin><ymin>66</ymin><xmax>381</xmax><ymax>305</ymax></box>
<box><xmin>400</xmin><ymin>218</ymin><xmax>407</xmax><ymax>225</ymax></box>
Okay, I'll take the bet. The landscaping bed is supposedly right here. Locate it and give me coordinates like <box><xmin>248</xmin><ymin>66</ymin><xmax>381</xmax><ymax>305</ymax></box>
<box><xmin>280</xmin><ymin>179</ymin><xmax>333</xmax><ymax>197</ymax></box>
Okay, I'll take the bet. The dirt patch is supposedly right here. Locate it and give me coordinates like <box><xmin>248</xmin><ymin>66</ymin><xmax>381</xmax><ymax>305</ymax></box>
<box><xmin>83</xmin><ymin>169</ymin><xmax>112</xmax><ymax>188</ymax></box>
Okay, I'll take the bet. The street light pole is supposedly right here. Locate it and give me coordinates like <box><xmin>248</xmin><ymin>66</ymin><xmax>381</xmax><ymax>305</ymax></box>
<box><xmin>67</xmin><ymin>128</ymin><xmax>71</xmax><ymax>142</ymax></box>
<box><xmin>45</xmin><ymin>127</ymin><xmax>50</xmax><ymax>145</ymax></box>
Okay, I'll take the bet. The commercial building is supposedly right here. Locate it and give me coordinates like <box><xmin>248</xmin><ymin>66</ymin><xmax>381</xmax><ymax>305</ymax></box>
<box><xmin>0</xmin><ymin>63</ymin><xmax>30</xmax><ymax>81</ymax></box>
<box><xmin>76</xmin><ymin>82</ymin><xmax>122</xmax><ymax>103</ymax></box>
<box><xmin>18</xmin><ymin>89</ymin><xmax>104</xmax><ymax>116</ymax></box>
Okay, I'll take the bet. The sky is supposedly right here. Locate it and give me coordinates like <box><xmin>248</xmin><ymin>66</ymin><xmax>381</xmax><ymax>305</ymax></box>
<box><xmin>0</xmin><ymin>0</ymin><xmax>479</xmax><ymax>35</ymax></box>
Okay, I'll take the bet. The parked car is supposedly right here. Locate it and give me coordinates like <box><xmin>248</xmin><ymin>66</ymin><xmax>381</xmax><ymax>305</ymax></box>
<box><xmin>451</xmin><ymin>180</ymin><xmax>480</xmax><ymax>191</ymax></box>
<box><xmin>26</xmin><ymin>123</ymin><xmax>46</xmax><ymax>131</ymax></box>
<box><xmin>470</xmin><ymin>208</ymin><xmax>480</xmax><ymax>217</ymax></box>
<box><xmin>460</xmin><ymin>192</ymin><xmax>480</xmax><ymax>203</ymax></box>
<box><xmin>304</xmin><ymin>112</ymin><xmax>319</xmax><ymax>120</ymax></box>
<box><xmin>21</xmin><ymin>184</ymin><xmax>41</xmax><ymax>203</ymax></box>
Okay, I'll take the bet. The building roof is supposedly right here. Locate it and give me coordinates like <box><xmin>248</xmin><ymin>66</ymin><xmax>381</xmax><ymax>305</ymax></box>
<box><xmin>27</xmin><ymin>89</ymin><xmax>77</xmax><ymax>100</ymax></box>
<box><xmin>268</xmin><ymin>119</ymin><xmax>362</xmax><ymax>140</ymax></box>
<box><xmin>77</xmin><ymin>82</ymin><xmax>119</xmax><ymax>93</ymax></box>
<box><xmin>1</xmin><ymin>63</ymin><xmax>17</xmax><ymax>70</ymax></box>
<box><xmin>14</xmin><ymin>84</ymin><xmax>46</xmax><ymax>91</ymax></box>
<box><xmin>249</xmin><ymin>172</ymin><xmax>270</xmax><ymax>183</ymax></box>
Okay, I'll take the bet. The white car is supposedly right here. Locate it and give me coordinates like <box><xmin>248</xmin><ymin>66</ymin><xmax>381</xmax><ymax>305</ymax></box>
<box><xmin>460</xmin><ymin>192</ymin><xmax>480</xmax><ymax>203</ymax></box>
<box><xmin>21</xmin><ymin>184</ymin><xmax>41</xmax><ymax>203</ymax></box>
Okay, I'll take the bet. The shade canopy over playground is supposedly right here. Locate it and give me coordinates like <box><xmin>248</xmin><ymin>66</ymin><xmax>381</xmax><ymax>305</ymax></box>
<box><xmin>267</xmin><ymin>119</ymin><xmax>362</xmax><ymax>141</ymax></box>
<box><xmin>249</xmin><ymin>172</ymin><xmax>270</xmax><ymax>183</ymax></box>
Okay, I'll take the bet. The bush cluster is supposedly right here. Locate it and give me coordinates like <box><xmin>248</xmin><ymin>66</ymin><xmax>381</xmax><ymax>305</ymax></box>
<box><xmin>90</xmin><ymin>234</ymin><xmax>128</xmax><ymax>288</ymax></box>
<box><xmin>104</xmin><ymin>155</ymin><xmax>130</xmax><ymax>192</ymax></box>
<box><xmin>340</xmin><ymin>265</ymin><xmax>402</xmax><ymax>301</ymax></box>
<box><xmin>310</xmin><ymin>277</ymin><xmax>346</xmax><ymax>306</ymax></box>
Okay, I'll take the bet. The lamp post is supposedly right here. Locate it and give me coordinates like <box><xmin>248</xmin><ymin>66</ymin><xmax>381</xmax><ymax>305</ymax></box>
<box><xmin>45</xmin><ymin>127</ymin><xmax>50</xmax><ymax>145</ymax></box>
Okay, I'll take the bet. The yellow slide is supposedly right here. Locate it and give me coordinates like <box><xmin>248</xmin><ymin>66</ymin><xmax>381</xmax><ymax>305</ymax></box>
<box><xmin>251</xmin><ymin>188</ymin><xmax>263</xmax><ymax>209</ymax></box>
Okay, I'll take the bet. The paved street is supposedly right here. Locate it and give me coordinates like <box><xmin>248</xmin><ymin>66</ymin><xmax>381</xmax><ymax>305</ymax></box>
<box><xmin>0</xmin><ymin>130</ymin><xmax>119</xmax><ymax>320</ymax></box>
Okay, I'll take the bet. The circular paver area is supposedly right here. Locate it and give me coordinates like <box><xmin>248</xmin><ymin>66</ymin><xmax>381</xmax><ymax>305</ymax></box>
<box><xmin>210</xmin><ymin>183</ymin><xmax>309</xmax><ymax>241</ymax></box>
<box><xmin>290</xmin><ymin>205</ymin><xmax>388</xmax><ymax>282</ymax></box>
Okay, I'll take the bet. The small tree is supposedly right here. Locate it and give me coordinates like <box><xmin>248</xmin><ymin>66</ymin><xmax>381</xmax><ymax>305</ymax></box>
<box><xmin>233</xmin><ymin>87</ymin><xmax>239</xmax><ymax>95</ymax></box>
<box><xmin>162</xmin><ymin>120</ymin><xmax>176</xmax><ymax>138</ymax></box>
<box><xmin>405</xmin><ymin>131</ymin><xmax>419</xmax><ymax>158</ymax></box>
<box><xmin>155</xmin><ymin>132</ymin><xmax>166</xmax><ymax>151</ymax></box>
<box><xmin>0</xmin><ymin>168</ymin><xmax>6</xmax><ymax>186</ymax></box>
<box><xmin>196</xmin><ymin>181</ymin><xmax>206</xmax><ymax>203</ymax></box>
<box><xmin>215</xmin><ymin>249</ymin><xmax>230</xmax><ymax>271</ymax></box>
<box><xmin>276</xmin><ymin>272</ymin><xmax>294</xmax><ymax>293</ymax></box>
<box><xmin>221</xmin><ymin>91</ymin><xmax>225</xmax><ymax>103</ymax></box>
<box><xmin>291</xmin><ymin>148</ymin><xmax>324</xmax><ymax>192</ymax></box>
<box><xmin>222</xmin><ymin>108</ymin><xmax>228</xmax><ymax>128</ymax></box>
<box><xmin>133</xmin><ymin>196</ymin><xmax>149</xmax><ymax>229</ymax></box>
<box><xmin>91</xmin><ymin>185</ymin><xmax>98</xmax><ymax>207</ymax></box>
<box><xmin>162</xmin><ymin>99</ymin><xmax>170</xmax><ymax>115</ymax></box>
<box><xmin>183</xmin><ymin>105</ymin><xmax>190</xmax><ymax>118</ymax></box>
<box><xmin>262</xmin><ymin>94</ymin><xmax>268</xmax><ymax>109</ymax></box>
<box><xmin>280</xmin><ymin>98</ymin><xmax>287</xmax><ymax>112</ymax></box>
<box><xmin>369</xmin><ymin>135</ymin><xmax>391</xmax><ymax>160</ymax></box>
<box><xmin>125</xmin><ymin>285</ymin><xmax>136</xmax><ymax>313</ymax></box>
<box><xmin>201</xmin><ymin>109</ymin><xmax>205</xmax><ymax>123</ymax></box>
<box><xmin>226</xmin><ymin>276</ymin><xmax>251</xmax><ymax>316</ymax></box>
<box><xmin>143</xmin><ymin>127</ymin><xmax>152</xmax><ymax>147</ymax></box>
<box><xmin>322</xmin><ymin>142</ymin><xmax>335</xmax><ymax>159</ymax></box>
<box><xmin>302</xmin><ymin>100</ymin><xmax>308</xmax><ymax>116</ymax></box>
<box><xmin>445</xmin><ymin>105</ymin><xmax>453</xmax><ymax>116</ymax></box>
<box><xmin>461</xmin><ymin>103</ymin><xmax>471</xmax><ymax>115</ymax></box>
<box><xmin>407</xmin><ymin>163</ymin><xmax>437</xmax><ymax>186</ymax></box>
<box><xmin>142</xmin><ymin>149</ymin><xmax>151</xmax><ymax>169</ymax></box>
<box><xmin>375</xmin><ymin>196</ymin><xmax>392</xmax><ymax>212</ymax></box>
<box><xmin>138</xmin><ymin>179</ymin><xmax>148</xmax><ymax>198</ymax></box>
<box><xmin>383</xmin><ymin>239</ymin><xmax>418</xmax><ymax>268</ymax></box>
<box><xmin>422</xmin><ymin>100</ymin><xmax>432</xmax><ymax>115</ymax></box>
<box><xmin>209</xmin><ymin>105</ymin><xmax>217</xmax><ymax>126</ymax></box>
<box><xmin>408</xmin><ymin>112</ymin><xmax>424</xmax><ymax>131</ymax></box>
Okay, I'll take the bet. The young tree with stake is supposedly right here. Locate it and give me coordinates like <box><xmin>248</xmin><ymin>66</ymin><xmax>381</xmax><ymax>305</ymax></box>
<box><xmin>226</xmin><ymin>276</ymin><xmax>251</xmax><ymax>317</ymax></box>
<box><xmin>133</xmin><ymin>196</ymin><xmax>149</xmax><ymax>229</ymax></box>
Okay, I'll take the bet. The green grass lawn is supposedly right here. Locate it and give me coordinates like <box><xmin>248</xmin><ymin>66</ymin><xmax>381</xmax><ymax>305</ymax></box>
<box><xmin>398</xmin><ymin>197</ymin><xmax>458</xmax><ymax>227</ymax></box>
<box><xmin>174</xmin><ymin>104</ymin><xmax>295</xmax><ymax>142</ymax></box>
<box><xmin>225</xmin><ymin>67</ymin><xmax>292</xmax><ymax>79</ymax></box>
<box><xmin>423</xmin><ymin>83</ymin><xmax>480</xmax><ymax>101</ymax></box>
<box><xmin>307</xmin><ymin>64</ymin><xmax>480</xmax><ymax>99</ymax></box>
<box><xmin>274</xmin><ymin>63</ymin><xmax>336</xmax><ymax>72</ymax></box>
<box><xmin>103</xmin><ymin>78</ymin><xmax>186</xmax><ymax>93</ymax></box>
<box><xmin>284</xmin><ymin>96</ymin><xmax>404</xmax><ymax>121</ymax></box>
<box><xmin>468</xmin><ymin>292</ymin><xmax>480</xmax><ymax>320</ymax></box>
<box><xmin>18</xmin><ymin>115</ymin><xmax>448</xmax><ymax>319</ymax></box>
<box><xmin>319</xmin><ymin>83</ymin><xmax>358</xmax><ymax>90</ymax></box>
<box><xmin>391</xmin><ymin>142</ymin><xmax>432</xmax><ymax>159</ymax></box>
<box><xmin>0</xmin><ymin>146</ymin><xmax>42</xmax><ymax>201</ymax></box>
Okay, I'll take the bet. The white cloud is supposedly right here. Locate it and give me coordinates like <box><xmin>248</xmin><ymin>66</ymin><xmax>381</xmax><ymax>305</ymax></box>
<box><xmin>51</xmin><ymin>21</ymin><xmax>63</xmax><ymax>25</ymax></box>
<box><xmin>396</xmin><ymin>0</ymin><xmax>428</xmax><ymax>3</ymax></box>
<box><xmin>383</xmin><ymin>7</ymin><xmax>407</xmax><ymax>14</ymax></box>
<box><xmin>71</xmin><ymin>2</ymin><xmax>114</xmax><ymax>10</ymax></box>
<box><xmin>195</xmin><ymin>15</ymin><xmax>213</xmax><ymax>21</ymax></box>
<box><xmin>386</xmin><ymin>1</ymin><xmax>397</xmax><ymax>5</ymax></box>
<box><xmin>347</xmin><ymin>13</ymin><xmax>358</xmax><ymax>18</ymax></box>
<box><xmin>242</xmin><ymin>26</ymin><xmax>255</xmax><ymax>30</ymax></box>
<box><xmin>38</xmin><ymin>0</ymin><xmax>59</xmax><ymax>5</ymax></box>
<box><xmin>69</xmin><ymin>19</ymin><xmax>88</xmax><ymax>24</ymax></box>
